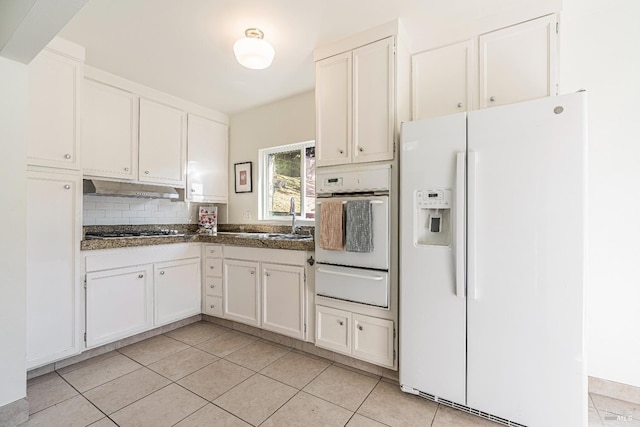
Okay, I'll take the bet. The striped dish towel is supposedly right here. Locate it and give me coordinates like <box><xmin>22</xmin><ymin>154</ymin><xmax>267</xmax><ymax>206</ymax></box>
<box><xmin>319</xmin><ymin>200</ymin><xmax>344</xmax><ymax>251</ymax></box>
<box><xmin>345</xmin><ymin>200</ymin><xmax>373</xmax><ymax>253</ymax></box>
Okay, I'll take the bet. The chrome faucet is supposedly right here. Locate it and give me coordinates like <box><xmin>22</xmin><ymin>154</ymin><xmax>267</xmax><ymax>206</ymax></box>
<box><xmin>289</xmin><ymin>197</ymin><xmax>297</xmax><ymax>234</ymax></box>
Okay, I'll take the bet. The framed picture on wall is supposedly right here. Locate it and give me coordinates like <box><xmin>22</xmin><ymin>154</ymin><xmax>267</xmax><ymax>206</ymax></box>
<box><xmin>234</xmin><ymin>161</ymin><xmax>253</xmax><ymax>193</ymax></box>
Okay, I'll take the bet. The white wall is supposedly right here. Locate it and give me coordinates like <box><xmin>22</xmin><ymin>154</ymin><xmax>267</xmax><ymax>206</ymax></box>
<box><xmin>560</xmin><ymin>0</ymin><xmax>640</xmax><ymax>388</ymax></box>
<box><xmin>0</xmin><ymin>57</ymin><xmax>27</xmax><ymax>407</ymax></box>
<box><xmin>228</xmin><ymin>90</ymin><xmax>315</xmax><ymax>224</ymax></box>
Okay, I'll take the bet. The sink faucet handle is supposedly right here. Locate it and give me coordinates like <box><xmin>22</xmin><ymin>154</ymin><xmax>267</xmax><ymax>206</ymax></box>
<box><xmin>289</xmin><ymin>197</ymin><xmax>296</xmax><ymax>215</ymax></box>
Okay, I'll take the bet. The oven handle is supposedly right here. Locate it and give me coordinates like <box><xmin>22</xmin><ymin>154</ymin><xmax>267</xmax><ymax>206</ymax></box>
<box><xmin>316</xmin><ymin>200</ymin><xmax>384</xmax><ymax>205</ymax></box>
<box><xmin>317</xmin><ymin>268</ymin><xmax>384</xmax><ymax>281</ymax></box>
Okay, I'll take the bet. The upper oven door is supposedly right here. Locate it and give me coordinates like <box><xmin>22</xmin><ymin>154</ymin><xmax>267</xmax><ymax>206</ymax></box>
<box><xmin>315</xmin><ymin>194</ymin><xmax>389</xmax><ymax>270</ymax></box>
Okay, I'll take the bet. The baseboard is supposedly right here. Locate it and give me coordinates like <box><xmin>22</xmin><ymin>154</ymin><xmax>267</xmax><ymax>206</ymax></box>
<box><xmin>0</xmin><ymin>397</ymin><xmax>28</xmax><ymax>427</ymax></box>
<box><xmin>27</xmin><ymin>315</ymin><xmax>202</xmax><ymax>380</ymax></box>
<box><xmin>589</xmin><ymin>376</ymin><xmax>640</xmax><ymax>405</ymax></box>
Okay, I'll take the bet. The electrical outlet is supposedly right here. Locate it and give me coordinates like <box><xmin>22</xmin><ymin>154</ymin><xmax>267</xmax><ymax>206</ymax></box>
<box><xmin>243</xmin><ymin>211</ymin><xmax>251</xmax><ymax>220</ymax></box>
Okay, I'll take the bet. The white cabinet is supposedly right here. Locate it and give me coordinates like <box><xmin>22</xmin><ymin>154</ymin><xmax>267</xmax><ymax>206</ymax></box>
<box><xmin>316</xmin><ymin>306</ymin><xmax>394</xmax><ymax>368</ymax></box>
<box><xmin>187</xmin><ymin>115</ymin><xmax>228</xmax><ymax>203</ymax></box>
<box><xmin>86</xmin><ymin>265</ymin><xmax>153</xmax><ymax>348</ymax></box>
<box><xmin>139</xmin><ymin>98</ymin><xmax>186</xmax><ymax>186</ymax></box>
<box><xmin>412</xmin><ymin>15</ymin><xmax>558</xmax><ymax>119</ymax></box>
<box><xmin>316</xmin><ymin>37</ymin><xmax>395</xmax><ymax>166</ymax></box>
<box><xmin>202</xmin><ymin>245</ymin><xmax>224</xmax><ymax>317</ymax></box>
<box><xmin>412</xmin><ymin>40</ymin><xmax>475</xmax><ymax>120</ymax></box>
<box><xmin>154</xmin><ymin>258</ymin><xmax>201</xmax><ymax>326</ymax></box>
<box><xmin>262</xmin><ymin>263</ymin><xmax>305</xmax><ymax>340</ymax></box>
<box><xmin>27</xmin><ymin>42</ymin><xmax>83</xmax><ymax>170</ymax></box>
<box><xmin>82</xmin><ymin>79</ymin><xmax>138</xmax><ymax>179</ymax></box>
<box><xmin>223</xmin><ymin>259</ymin><xmax>260</xmax><ymax>327</ymax></box>
<box><xmin>479</xmin><ymin>14</ymin><xmax>557</xmax><ymax>108</ymax></box>
<box><xmin>26</xmin><ymin>170</ymin><xmax>81</xmax><ymax>368</ymax></box>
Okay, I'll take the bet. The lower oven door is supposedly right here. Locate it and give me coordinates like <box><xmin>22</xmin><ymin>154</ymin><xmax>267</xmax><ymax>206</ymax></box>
<box><xmin>316</xmin><ymin>264</ymin><xmax>389</xmax><ymax>308</ymax></box>
<box><xmin>315</xmin><ymin>194</ymin><xmax>389</xmax><ymax>270</ymax></box>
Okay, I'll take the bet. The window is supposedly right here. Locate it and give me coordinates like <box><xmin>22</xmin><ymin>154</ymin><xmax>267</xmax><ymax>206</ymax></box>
<box><xmin>259</xmin><ymin>141</ymin><xmax>315</xmax><ymax>221</ymax></box>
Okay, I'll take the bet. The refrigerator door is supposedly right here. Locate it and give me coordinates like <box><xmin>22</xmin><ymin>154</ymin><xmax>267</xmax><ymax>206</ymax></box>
<box><xmin>466</xmin><ymin>93</ymin><xmax>586</xmax><ymax>426</ymax></box>
<box><xmin>399</xmin><ymin>113</ymin><xmax>467</xmax><ymax>405</ymax></box>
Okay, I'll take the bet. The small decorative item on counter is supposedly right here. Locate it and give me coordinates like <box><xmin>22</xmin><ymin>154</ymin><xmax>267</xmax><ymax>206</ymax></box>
<box><xmin>198</xmin><ymin>206</ymin><xmax>217</xmax><ymax>234</ymax></box>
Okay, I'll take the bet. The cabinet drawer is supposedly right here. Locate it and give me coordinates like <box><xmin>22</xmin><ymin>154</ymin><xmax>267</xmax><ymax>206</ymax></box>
<box><xmin>204</xmin><ymin>244</ymin><xmax>223</xmax><ymax>258</ymax></box>
<box><xmin>204</xmin><ymin>295</ymin><xmax>223</xmax><ymax>317</ymax></box>
<box><xmin>204</xmin><ymin>258</ymin><xmax>222</xmax><ymax>277</ymax></box>
<box><xmin>316</xmin><ymin>305</ymin><xmax>350</xmax><ymax>355</ymax></box>
<box><xmin>205</xmin><ymin>277</ymin><xmax>222</xmax><ymax>297</ymax></box>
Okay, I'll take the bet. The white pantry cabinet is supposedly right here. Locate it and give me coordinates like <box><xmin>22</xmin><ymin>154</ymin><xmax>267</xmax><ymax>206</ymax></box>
<box><xmin>154</xmin><ymin>258</ymin><xmax>201</xmax><ymax>326</ymax></box>
<box><xmin>26</xmin><ymin>170</ymin><xmax>81</xmax><ymax>369</ymax></box>
<box><xmin>187</xmin><ymin>115</ymin><xmax>228</xmax><ymax>203</ymax></box>
<box><xmin>27</xmin><ymin>40</ymin><xmax>84</xmax><ymax>170</ymax></box>
<box><xmin>315</xmin><ymin>37</ymin><xmax>395</xmax><ymax>166</ymax></box>
<box><xmin>412</xmin><ymin>14</ymin><xmax>558</xmax><ymax>119</ymax></box>
<box><xmin>139</xmin><ymin>98</ymin><xmax>186</xmax><ymax>187</ymax></box>
<box><xmin>262</xmin><ymin>263</ymin><xmax>305</xmax><ymax>340</ymax></box>
<box><xmin>479</xmin><ymin>14</ymin><xmax>558</xmax><ymax>108</ymax></box>
<box><xmin>223</xmin><ymin>259</ymin><xmax>261</xmax><ymax>327</ymax></box>
<box><xmin>85</xmin><ymin>265</ymin><xmax>153</xmax><ymax>348</ymax></box>
<box><xmin>82</xmin><ymin>79</ymin><xmax>138</xmax><ymax>179</ymax></box>
<box><xmin>316</xmin><ymin>305</ymin><xmax>394</xmax><ymax>368</ymax></box>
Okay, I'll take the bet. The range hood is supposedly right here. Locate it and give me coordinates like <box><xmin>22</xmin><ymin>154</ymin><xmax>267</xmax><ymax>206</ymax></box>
<box><xmin>83</xmin><ymin>179</ymin><xmax>180</xmax><ymax>199</ymax></box>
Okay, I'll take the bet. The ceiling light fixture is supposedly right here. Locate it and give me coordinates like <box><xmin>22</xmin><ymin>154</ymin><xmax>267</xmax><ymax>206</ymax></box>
<box><xmin>233</xmin><ymin>28</ymin><xmax>275</xmax><ymax>70</ymax></box>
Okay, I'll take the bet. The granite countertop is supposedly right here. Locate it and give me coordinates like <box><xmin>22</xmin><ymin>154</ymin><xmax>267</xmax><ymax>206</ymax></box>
<box><xmin>80</xmin><ymin>224</ymin><xmax>315</xmax><ymax>252</ymax></box>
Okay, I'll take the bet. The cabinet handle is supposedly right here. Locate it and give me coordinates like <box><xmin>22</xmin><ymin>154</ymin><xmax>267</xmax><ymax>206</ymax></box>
<box><xmin>358</xmin><ymin>147</ymin><xmax>364</xmax><ymax>152</ymax></box>
<box><xmin>124</xmin><ymin>167</ymin><xmax>129</xmax><ymax>172</ymax></box>
<box><xmin>457</xmin><ymin>102</ymin><xmax>463</xmax><ymax>108</ymax></box>
<box><xmin>138</xmin><ymin>274</ymin><xmax>144</xmax><ymax>278</ymax></box>
<box><xmin>210</xmin><ymin>284</ymin><xmax>215</xmax><ymax>288</ymax></box>
<box><xmin>144</xmin><ymin>170</ymin><xmax>150</xmax><ymax>174</ymax></box>
<box><xmin>490</xmin><ymin>96</ymin><xmax>496</xmax><ymax>102</ymax></box>
<box><xmin>250</xmin><ymin>270</ymin><xmax>255</xmax><ymax>275</ymax></box>
<box><xmin>64</xmin><ymin>185</ymin><xmax>71</xmax><ymax>190</ymax></box>
<box><xmin>210</xmin><ymin>266</ymin><xmax>215</xmax><ymax>270</ymax></box>
<box><xmin>160</xmin><ymin>271</ymin><xmax>165</xmax><ymax>275</ymax></box>
<box><xmin>358</xmin><ymin>325</ymin><xmax>363</xmax><ymax>331</ymax></box>
<box><xmin>338</xmin><ymin>320</ymin><xmax>344</xmax><ymax>326</ymax></box>
<box><xmin>210</xmin><ymin>304</ymin><xmax>215</xmax><ymax>309</ymax></box>
<box><xmin>64</xmin><ymin>154</ymin><xmax>71</xmax><ymax>159</ymax></box>
<box><xmin>191</xmin><ymin>189</ymin><xmax>196</xmax><ymax>192</ymax></box>
<box><xmin>338</xmin><ymin>149</ymin><xmax>344</xmax><ymax>154</ymax></box>
<box><xmin>265</xmin><ymin>272</ymin><xmax>270</xmax><ymax>277</ymax></box>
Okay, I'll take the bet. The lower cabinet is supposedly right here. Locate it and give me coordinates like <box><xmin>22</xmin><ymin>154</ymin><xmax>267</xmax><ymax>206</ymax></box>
<box><xmin>86</xmin><ymin>265</ymin><xmax>153</xmax><ymax>348</ymax></box>
<box><xmin>316</xmin><ymin>305</ymin><xmax>394</xmax><ymax>368</ymax></box>
<box><xmin>223</xmin><ymin>259</ymin><xmax>260</xmax><ymax>327</ymax></box>
<box><xmin>154</xmin><ymin>258</ymin><xmax>201</xmax><ymax>326</ymax></box>
<box><xmin>262</xmin><ymin>263</ymin><xmax>305</xmax><ymax>340</ymax></box>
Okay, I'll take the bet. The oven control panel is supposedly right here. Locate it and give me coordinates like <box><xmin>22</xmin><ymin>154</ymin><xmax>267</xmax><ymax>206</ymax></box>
<box><xmin>317</xmin><ymin>165</ymin><xmax>390</xmax><ymax>194</ymax></box>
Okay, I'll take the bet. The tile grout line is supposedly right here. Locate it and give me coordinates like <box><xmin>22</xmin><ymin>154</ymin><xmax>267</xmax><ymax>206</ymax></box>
<box><xmin>52</xmin><ymin>371</ymin><xmax>117</xmax><ymax>427</ymax></box>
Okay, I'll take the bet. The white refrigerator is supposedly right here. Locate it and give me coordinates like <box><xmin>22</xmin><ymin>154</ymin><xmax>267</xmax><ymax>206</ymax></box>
<box><xmin>399</xmin><ymin>93</ymin><xmax>587</xmax><ymax>427</ymax></box>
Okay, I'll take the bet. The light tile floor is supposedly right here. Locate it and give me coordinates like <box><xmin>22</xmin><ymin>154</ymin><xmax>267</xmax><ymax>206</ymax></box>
<box><xmin>19</xmin><ymin>321</ymin><xmax>638</xmax><ymax>427</ymax></box>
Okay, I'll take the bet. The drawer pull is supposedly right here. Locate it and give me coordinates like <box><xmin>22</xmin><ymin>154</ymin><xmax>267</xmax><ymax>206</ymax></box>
<box><xmin>159</xmin><ymin>271</ymin><xmax>165</xmax><ymax>275</ymax></box>
<box><xmin>210</xmin><ymin>305</ymin><xmax>215</xmax><ymax>309</ymax></box>
<box><xmin>210</xmin><ymin>284</ymin><xmax>215</xmax><ymax>288</ymax></box>
<box><xmin>210</xmin><ymin>266</ymin><xmax>215</xmax><ymax>270</ymax></box>
<box><xmin>64</xmin><ymin>154</ymin><xmax>71</xmax><ymax>159</ymax></box>
<box><xmin>265</xmin><ymin>272</ymin><xmax>270</xmax><ymax>277</ymax></box>
<box><xmin>138</xmin><ymin>274</ymin><xmax>144</xmax><ymax>279</ymax></box>
<box><xmin>338</xmin><ymin>320</ymin><xmax>344</xmax><ymax>326</ymax></box>
<box><xmin>250</xmin><ymin>270</ymin><xmax>255</xmax><ymax>275</ymax></box>
<box><xmin>358</xmin><ymin>325</ymin><xmax>363</xmax><ymax>331</ymax></box>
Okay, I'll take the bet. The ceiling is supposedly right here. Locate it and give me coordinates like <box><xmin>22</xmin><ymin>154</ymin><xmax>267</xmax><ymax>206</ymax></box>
<box><xmin>58</xmin><ymin>0</ymin><xmax>557</xmax><ymax>115</ymax></box>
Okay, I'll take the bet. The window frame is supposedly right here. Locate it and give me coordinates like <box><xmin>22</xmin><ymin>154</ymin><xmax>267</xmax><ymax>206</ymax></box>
<box><xmin>258</xmin><ymin>140</ymin><xmax>315</xmax><ymax>223</ymax></box>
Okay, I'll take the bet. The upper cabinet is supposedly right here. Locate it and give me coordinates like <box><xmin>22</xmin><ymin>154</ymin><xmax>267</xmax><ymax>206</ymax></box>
<box><xmin>479</xmin><ymin>14</ymin><xmax>558</xmax><ymax>109</ymax></box>
<box><xmin>412</xmin><ymin>40</ymin><xmax>475</xmax><ymax>120</ymax></box>
<box><xmin>139</xmin><ymin>99</ymin><xmax>186</xmax><ymax>187</ymax></box>
<box><xmin>27</xmin><ymin>40</ymin><xmax>84</xmax><ymax>170</ymax></box>
<box><xmin>412</xmin><ymin>14</ymin><xmax>558</xmax><ymax>119</ymax></box>
<box><xmin>187</xmin><ymin>114</ymin><xmax>229</xmax><ymax>203</ymax></box>
<box><xmin>315</xmin><ymin>22</ymin><xmax>409</xmax><ymax>167</ymax></box>
<box><xmin>82</xmin><ymin>79</ymin><xmax>138</xmax><ymax>179</ymax></box>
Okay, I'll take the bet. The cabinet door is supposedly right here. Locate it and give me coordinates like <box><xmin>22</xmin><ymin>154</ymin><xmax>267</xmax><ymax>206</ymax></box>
<box><xmin>82</xmin><ymin>79</ymin><xmax>138</xmax><ymax>179</ymax></box>
<box><xmin>26</xmin><ymin>171</ymin><xmax>81</xmax><ymax>368</ymax></box>
<box><xmin>262</xmin><ymin>264</ymin><xmax>305</xmax><ymax>340</ymax></box>
<box><xmin>316</xmin><ymin>305</ymin><xmax>350</xmax><ymax>355</ymax></box>
<box><xmin>223</xmin><ymin>260</ymin><xmax>260</xmax><ymax>327</ymax></box>
<box><xmin>353</xmin><ymin>37</ymin><xmax>395</xmax><ymax>163</ymax></box>
<box><xmin>154</xmin><ymin>258</ymin><xmax>201</xmax><ymax>326</ymax></box>
<box><xmin>139</xmin><ymin>98</ymin><xmax>186</xmax><ymax>186</ymax></box>
<box><xmin>316</xmin><ymin>51</ymin><xmax>351</xmax><ymax>166</ymax></box>
<box><xmin>479</xmin><ymin>14</ymin><xmax>557</xmax><ymax>108</ymax></box>
<box><xmin>187</xmin><ymin>115</ymin><xmax>228</xmax><ymax>203</ymax></box>
<box><xmin>412</xmin><ymin>40</ymin><xmax>475</xmax><ymax>119</ymax></box>
<box><xmin>86</xmin><ymin>265</ymin><xmax>153</xmax><ymax>348</ymax></box>
<box><xmin>27</xmin><ymin>49</ymin><xmax>81</xmax><ymax>170</ymax></box>
<box><xmin>352</xmin><ymin>314</ymin><xmax>394</xmax><ymax>368</ymax></box>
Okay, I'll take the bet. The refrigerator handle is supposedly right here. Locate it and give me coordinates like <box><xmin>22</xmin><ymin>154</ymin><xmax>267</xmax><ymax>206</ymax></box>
<box><xmin>467</xmin><ymin>151</ymin><xmax>477</xmax><ymax>300</ymax></box>
<box><xmin>455</xmin><ymin>152</ymin><xmax>466</xmax><ymax>298</ymax></box>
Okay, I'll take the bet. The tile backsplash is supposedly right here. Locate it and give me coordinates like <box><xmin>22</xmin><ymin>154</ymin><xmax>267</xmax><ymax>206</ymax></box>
<box><xmin>83</xmin><ymin>195</ymin><xmax>226</xmax><ymax>226</ymax></box>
